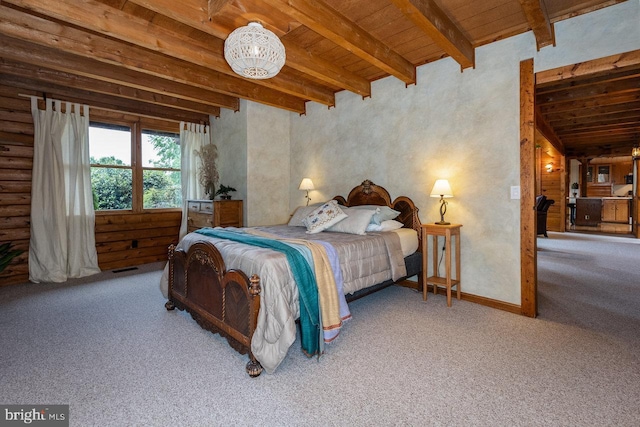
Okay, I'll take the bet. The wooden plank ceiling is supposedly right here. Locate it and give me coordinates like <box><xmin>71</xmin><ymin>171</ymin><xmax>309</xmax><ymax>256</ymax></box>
<box><xmin>0</xmin><ymin>0</ymin><xmax>632</xmax><ymax>150</ymax></box>
<box><xmin>536</xmin><ymin>52</ymin><xmax>640</xmax><ymax>159</ymax></box>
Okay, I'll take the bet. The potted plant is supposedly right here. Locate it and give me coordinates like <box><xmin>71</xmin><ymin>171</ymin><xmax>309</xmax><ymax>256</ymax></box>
<box><xmin>571</xmin><ymin>182</ymin><xmax>579</xmax><ymax>197</ymax></box>
<box><xmin>0</xmin><ymin>242</ymin><xmax>23</xmax><ymax>274</ymax></box>
<box><xmin>196</xmin><ymin>144</ymin><xmax>220</xmax><ymax>200</ymax></box>
<box><xmin>215</xmin><ymin>185</ymin><xmax>236</xmax><ymax>200</ymax></box>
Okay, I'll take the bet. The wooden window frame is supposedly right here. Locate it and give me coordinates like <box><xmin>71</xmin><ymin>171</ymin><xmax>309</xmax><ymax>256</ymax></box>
<box><xmin>90</xmin><ymin>118</ymin><xmax>181</xmax><ymax>215</ymax></box>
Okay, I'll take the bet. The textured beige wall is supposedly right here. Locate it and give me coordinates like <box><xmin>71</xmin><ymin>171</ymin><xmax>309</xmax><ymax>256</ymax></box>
<box><xmin>214</xmin><ymin>103</ymin><xmax>248</xmax><ymax>225</ymax></box>
<box><xmin>245</xmin><ymin>101</ymin><xmax>291</xmax><ymax>226</ymax></box>
<box><xmin>291</xmin><ymin>40</ymin><xmax>526</xmax><ymax>303</ymax></box>
<box><xmin>533</xmin><ymin>0</ymin><xmax>640</xmax><ymax>73</ymax></box>
<box><xmin>290</xmin><ymin>1</ymin><xmax>639</xmax><ymax>305</ymax></box>
<box><xmin>213</xmin><ymin>100</ymin><xmax>291</xmax><ymax>227</ymax></box>
<box><xmin>214</xmin><ymin>1</ymin><xmax>640</xmax><ymax>305</ymax></box>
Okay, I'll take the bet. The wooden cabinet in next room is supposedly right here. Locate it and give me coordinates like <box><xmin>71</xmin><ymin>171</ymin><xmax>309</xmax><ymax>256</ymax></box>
<box><xmin>602</xmin><ymin>199</ymin><xmax>629</xmax><ymax>223</ymax></box>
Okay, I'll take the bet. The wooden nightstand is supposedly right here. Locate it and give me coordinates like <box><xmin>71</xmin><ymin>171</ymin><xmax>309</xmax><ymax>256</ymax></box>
<box><xmin>421</xmin><ymin>223</ymin><xmax>462</xmax><ymax>307</ymax></box>
<box><xmin>186</xmin><ymin>199</ymin><xmax>243</xmax><ymax>233</ymax></box>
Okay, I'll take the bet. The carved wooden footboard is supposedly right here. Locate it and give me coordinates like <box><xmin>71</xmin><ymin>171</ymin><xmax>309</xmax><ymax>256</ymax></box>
<box><xmin>165</xmin><ymin>241</ymin><xmax>263</xmax><ymax>377</ymax></box>
<box><xmin>165</xmin><ymin>180</ymin><xmax>422</xmax><ymax>377</ymax></box>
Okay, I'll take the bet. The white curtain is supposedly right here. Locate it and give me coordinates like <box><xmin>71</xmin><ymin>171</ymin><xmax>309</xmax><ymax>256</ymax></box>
<box><xmin>179</xmin><ymin>121</ymin><xmax>210</xmax><ymax>239</ymax></box>
<box><xmin>29</xmin><ymin>97</ymin><xmax>100</xmax><ymax>283</ymax></box>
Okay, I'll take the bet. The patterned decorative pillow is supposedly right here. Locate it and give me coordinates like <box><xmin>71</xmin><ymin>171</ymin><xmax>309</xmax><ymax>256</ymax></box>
<box><xmin>302</xmin><ymin>200</ymin><xmax>348</xmax><ymax>234</ymax></box>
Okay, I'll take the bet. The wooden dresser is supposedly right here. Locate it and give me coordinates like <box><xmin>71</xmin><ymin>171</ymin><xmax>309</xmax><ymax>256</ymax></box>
<box><xmin>186</xmin><ymin>199</ymin><xmax>243</xmax><ymax>232</ymax></box>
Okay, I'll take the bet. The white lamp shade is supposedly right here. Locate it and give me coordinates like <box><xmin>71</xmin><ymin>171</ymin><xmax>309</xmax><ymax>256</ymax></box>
<box><xmin>224</xmin><ymin>22</ymin><xmax>286</xmax><ymax>79</ymax></box>
<box><xmin>430</xmin><ymin>179</ymin><xmax>453</xmax><ymax>198</ymax></box>
<box><xmin>298</xmin><ymin>178</ymin><xmax>315</xmax><ymax>191</ymax></box>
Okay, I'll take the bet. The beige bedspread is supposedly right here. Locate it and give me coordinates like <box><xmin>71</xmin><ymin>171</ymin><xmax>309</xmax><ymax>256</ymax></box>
<box><xmin>160</xmin><ymin>225</ymin><xmax>407</xmax><ymax>374</ymax></box>
<box><xmin>257</xmin><ymin>225</ymin><xmax>407</xmax><ymax>294</ymax></box>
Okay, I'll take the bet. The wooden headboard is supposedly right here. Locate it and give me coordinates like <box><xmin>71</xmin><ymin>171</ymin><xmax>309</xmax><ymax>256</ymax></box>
<box><xmin>333</xmin><ymin>179</ymin><xmax>422</xmax><ymax>243</ymax></box>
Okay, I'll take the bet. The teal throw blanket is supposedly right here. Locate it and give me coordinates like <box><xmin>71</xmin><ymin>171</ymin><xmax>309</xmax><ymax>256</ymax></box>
<box><xmin>195</xmin><ymin>228</ymin><xmax>321</xmax><ymax>357</ymax></box>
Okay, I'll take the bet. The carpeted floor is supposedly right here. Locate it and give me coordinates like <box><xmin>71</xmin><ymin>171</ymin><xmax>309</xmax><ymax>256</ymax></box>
<box><xmin>1</xmin><ymin>232</ymin><xmax>638</xmax><ymax>426</ymax></box>
<box><xmin>537</xmin><ymin>231</ymin><xmax>640</xmax><ymax>346</ymax></box>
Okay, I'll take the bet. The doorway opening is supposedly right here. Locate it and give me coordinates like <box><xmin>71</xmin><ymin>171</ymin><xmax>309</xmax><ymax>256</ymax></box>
<box><xmin>520</xmin><ymin>49</ymin><xmax>640</xmax><ymax>317</ymax></box>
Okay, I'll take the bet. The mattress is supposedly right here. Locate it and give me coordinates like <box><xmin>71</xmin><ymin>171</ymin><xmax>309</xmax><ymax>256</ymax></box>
<box><xmin>391</xmin><ymin>227</ymin><xmax>419</xmax><ymax>257</ymax></box>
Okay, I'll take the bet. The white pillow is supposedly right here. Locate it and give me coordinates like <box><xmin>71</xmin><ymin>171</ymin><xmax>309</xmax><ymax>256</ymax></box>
<box><xmin>302</xmin><ymin>200</ymin><xmax>348</xmax><ymax>234</ymax></box>
<box><xmin>381</xmin><ymin>219</ymin><xmax>404</xmax><ymax>231</ymax></box>
<box><xmin>327</xmin><ymin>207</ymin><xmax>376</xmax><ymax>235</ymax></box>
<box><xmin>288</xmin><ymin>203</ymin><xmax>322</xmax><ymax>227</ymax></box>
<box><xmin>366</xmin><ymin>219</ymin><xmax>404</xmax><ymax>232</ymax></box>
<box><xmin>351</xmin><ymin>205</ymin><xmax>400</xmax><ymax>225</ymax></box>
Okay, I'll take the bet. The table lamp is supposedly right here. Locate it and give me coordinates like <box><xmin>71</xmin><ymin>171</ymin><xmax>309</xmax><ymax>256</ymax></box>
<box><xmin>430</xmin><ymin>179</ymin><xmax>453</xmax><ymax>225</ymax></box>
<box><xmin>298</xmin><ymin>178</ymin><xmax>314</xmax><ymax>206</ymax></box>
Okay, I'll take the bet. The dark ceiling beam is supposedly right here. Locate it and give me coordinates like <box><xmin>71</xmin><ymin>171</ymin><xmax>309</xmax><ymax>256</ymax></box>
<box><xmin>536</xmin><ymin>49</ymin><xmax>640</xmax><ymax>85</ymax></box>
<box><xmin>389</xmin><ymin>0</ymin><xmax>474</xmax><ymax>69</ymax></box>
<box><xmin>550</xmin><ymin>109</ymin><xmax>640</xmax><ymax>127</ymax></box>
<box><xmin>552</xmin><ymin>121</ymin><xmax>640</xmax><ymax>138</ymax></box>
<box><xmin>0</xmin><ymin>35</ymin><xmax>239</xmax><ymax>111</ymax></box>
<box><xmin>536</xmin><ymin>68</ymin><xmax>640</xmax><ymax>96</ymax></box>
<box><xmin>555</xmin><ymin>122</ymin><xmax>640</xmax><ymax>137</ymax></box>
<box><xmin>536</xmin><ymin>79</ymin><xmax>640</xmax><ymax>104</ymax></box>
<box><xmin>262</xmin><ymin>0</ymin><xmax>416</xmax><ymax>85</ymax></box>
<box><xmin>565</xmin><ymin>136</ymin><xmax>638</xmax><ymax>146</ymax></box>
<box><xmin>538</xmin><ymin>93</ymin><xmax>640</xmax><ymax>115</ymax></box>
<box><xmin>1</xmin><ymin>0</ymin><xmax>227</xmax><ymax>69</ymax></box>
<box><xmin>0</xmin><ymin>6</ymin><xmax>308</xmax><ymax>113</ymax></box>
<box><xmin>0</xmin><ymin>4</ymin><xmax>238</xmax><ymax>109</ymax></box>
<box><xmin>545</xmin><ymin>101</ymin><xmax>640</xmax><ymax>126</ymax></box>
<box><xmin>0</xmin><ymin>59</ymin><xmax>221</xmax><ymax>117</ymax></box>
<box><xmin>565</xmin><ymin>145</ymin><xmax>636</xmax><ymax>159</ymax></box>
<box><xmin>1</xmin><ymin>74</ymin><xmax>210</xmax><ymax>123</ymax></box>
<box><xmin>2</xmin><ymin>0</ymin><xmax>334</xmax><ymax>106</ymax></box>
<box><xmin>282</xmin><ymin>44</ymin><xmax>371</xmax><ymax>96</ymax></box>
<box><xmin>517</xmin><ymin>0</ymin><xmax>555</xmax><ymax>50</ymax></box>
<box><xmin>535</xmin><ymin>109</ymin><xmax>565</xmax><ymax>155</ymax></box>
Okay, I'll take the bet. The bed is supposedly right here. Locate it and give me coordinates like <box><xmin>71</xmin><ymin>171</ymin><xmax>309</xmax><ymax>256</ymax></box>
<box><xmin>162</xmin><ymin>180</ymin><xmax>423</xmax><ymax>377</ymax></box>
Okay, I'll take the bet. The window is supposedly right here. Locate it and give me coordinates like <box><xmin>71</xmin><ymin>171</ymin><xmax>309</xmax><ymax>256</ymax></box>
<box><xmin>586</xmin><ymin>164</ymin><xmax>613</xmax><ymax>185</ymax></box>
<box><xmin>597</xmin><ymin>165</ymin><xmax>610</xmax><ymax>183</ymax></box>
<box><xmin>89</xmin><ymin>122</ymin><xmax>181</xmax><ymax>211</ymax></box>
<box><xmin>89</xmin><ymin>124</ymin><xmax>133</xmax><ymax>210</ymax></box>
<box><xmin>141</xmin><ymin>130</ymin><xmax>181</xmax><ymax>209</ymax></box>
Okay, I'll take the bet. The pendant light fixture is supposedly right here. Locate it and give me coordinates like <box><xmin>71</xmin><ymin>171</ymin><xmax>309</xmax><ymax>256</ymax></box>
<box><xmin>224</xmin><ymin>22</ymin><xmax>286</xmax><ymax>79</ymax></box>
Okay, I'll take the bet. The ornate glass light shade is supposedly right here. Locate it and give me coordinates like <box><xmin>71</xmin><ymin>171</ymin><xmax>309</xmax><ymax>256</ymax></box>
<box><xmin>632</xmin><ymin>146</ymin><xmax>640</xmax><ymax>159</ymax></box>
<box><xmin>224</xmin><ymin>22</ymin><xmax>286</xmax><ymax>79</ymax></box>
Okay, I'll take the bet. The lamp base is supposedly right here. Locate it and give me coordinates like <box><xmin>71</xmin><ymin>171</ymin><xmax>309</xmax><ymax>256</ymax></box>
<box><xmin>436</xmin><ymin>197</ymin><xmax>450</xmax><ymax>226</ymax></box>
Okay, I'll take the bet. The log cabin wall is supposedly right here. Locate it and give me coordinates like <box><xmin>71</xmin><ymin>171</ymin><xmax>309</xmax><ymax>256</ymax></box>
<box><xmin>0</xmin><ymin>84</ymin><xmax>190</xmax><ymax>286</ymax></box>
<box><xmin>536</xmin><ymin>132</ymin><xmax>564</xmax><ymax>232</ymax></box>
<box><xmin>94</xmin><ymin>211</ymin><xmax>180</xmax><ymax>272</ymax></box>
<box><xmin>0</xmin><ymin>83</ymin><xmax>32</xmax><ymax>285</ymax></box>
